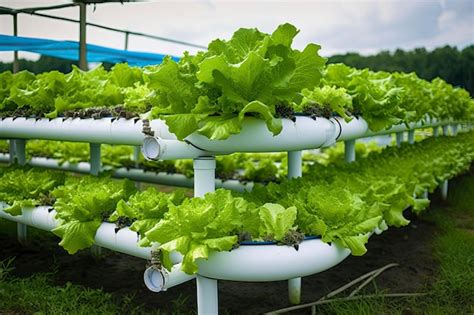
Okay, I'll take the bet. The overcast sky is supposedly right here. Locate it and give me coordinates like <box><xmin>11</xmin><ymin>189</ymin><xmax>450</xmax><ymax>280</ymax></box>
<box><xmin>0</xmin><ymin>0</ymin><xmax>473</xmax><ymax>62</ymax></box>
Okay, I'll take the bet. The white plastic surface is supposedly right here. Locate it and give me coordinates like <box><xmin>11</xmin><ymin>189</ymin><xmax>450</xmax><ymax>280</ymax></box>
<box><xmin>186</xmin><ymin>116</ymin><xmax>337</xmax><ymax>152</ymax></box>
<box><xmin>197</xmin><ymin>239</ymin><xmax>350</xmax><ymax>281</ymax></box>
<box><xmin>0</xmin><ymin>204</ymin><xmax>182</xmax><ymax>263</ymax></box>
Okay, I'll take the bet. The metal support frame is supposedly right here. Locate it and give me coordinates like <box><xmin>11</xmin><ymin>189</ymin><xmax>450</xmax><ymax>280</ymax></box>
<box><xmin>395</xmin><ymin>132</ymin><xmax>404</xmax><ymax>147</ymax></box>
<box><xmin>441</xmin><ymin>180</ymin><xmax>448</xmax><ymax>201</ymax></box>
<box><xmin>12</xmin><ymin>13</ymin><xmax>19</xmax><ymax>73</ymax></box>
<box><xmin>287</xmin><ymin>150</ymin><xmax>303</xmax><ymax>305</ymax></box>
<box><xmin>193</xmin><ymin>156</ymin><xmax>218</xmax><ymax>314</ymax></box>
<box><xmin>344</xmin><ymin>139</ymin><xmax>356</xmax><ymax>163</ymax></box>
<box><xmin>78</xmin><ymin>3</ymin><xmax>87</xmax><ymax>70</ymax></box>
<box><xmin>124</xmin><ymin>31</ymin><xmax>130</xmax><ymax>50</ymax></box>
<box><xmin>407</xmin><ymin>130</ymin><xmax>415</xmax><ymax>145</ymax></box>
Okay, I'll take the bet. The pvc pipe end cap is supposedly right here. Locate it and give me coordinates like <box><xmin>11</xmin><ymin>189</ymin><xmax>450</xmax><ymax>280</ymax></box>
<box><xmin>144</xmin><ymin>267</ymin><xmax>166</xmax><ymax>292</ymax></box>
<box><xmin>142</xmin><ymin>137</ymin><xmax>161</xmax><ymax>160</ymax></box>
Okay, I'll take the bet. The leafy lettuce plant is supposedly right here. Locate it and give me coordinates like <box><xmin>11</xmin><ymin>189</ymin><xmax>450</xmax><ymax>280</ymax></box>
<box><xmin>146</xmin><ymin>23</ymin><xmax>327</xmax><ymax>140</ymax></box>
<box><xmin>109</xmin><ymin>187</ymin><xmax>187</xmax><ymax>246</ymax></box>
<box><xmin>0</xmin><ymin>167</ymin><xmax>65</xmax><ymax>216</ymax></box>
<box><xmin>51</xmin><ymin>175</ymin><xmax>136</xmax><ymax>254</ymax></box>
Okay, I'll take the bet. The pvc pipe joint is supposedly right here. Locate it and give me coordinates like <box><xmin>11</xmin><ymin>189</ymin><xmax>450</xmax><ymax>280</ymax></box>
<box><xmin>143</xmin><ymin>264</ymin><xmax>194</xmax><ymax>292</ymax></box>
<box><xmin>141</xmin><ymin>136</ymin><xmax>208</xmax><ymax>160</ymax></box>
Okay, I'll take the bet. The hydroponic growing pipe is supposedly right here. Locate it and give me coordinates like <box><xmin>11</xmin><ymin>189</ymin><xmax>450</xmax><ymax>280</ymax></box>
<box><xmin>0</xmin><ymin>203</ymin><xmax>194</xmax><ymax>288</ymax></box>
<box><xmin>0</xmin><ymin>154</ymin><xmax>253</xmax><ymax>192</ymax></box>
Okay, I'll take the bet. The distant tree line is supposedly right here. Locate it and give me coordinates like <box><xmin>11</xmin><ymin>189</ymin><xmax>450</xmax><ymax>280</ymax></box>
<box><xmin>0</xmin><ymin>56</ymin><xmax>78</xmax><ymax>74</ymax></box>
<box><xmin>1</xmin><ymin>45</ymin><xmax>472</xmax><ymax>95</ymax></box>
<box><xmin>329</xmin><ymin>45</ymin><xmax>473</xmax><ymax>96</ymax></box>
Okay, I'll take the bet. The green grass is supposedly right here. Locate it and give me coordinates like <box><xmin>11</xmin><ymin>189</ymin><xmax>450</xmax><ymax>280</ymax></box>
<box><xmin>304</xmin><ymin>172</ymin><xmax>474</xmax><ymax>315</ymax></box>
<box><xmin>0</xmin><ymin>256</ymin><xmax>193</xmax><ymax>315</ymax></box>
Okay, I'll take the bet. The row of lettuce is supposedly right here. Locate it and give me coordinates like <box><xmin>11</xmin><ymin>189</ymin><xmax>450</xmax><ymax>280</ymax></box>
<box><xmin>1</xmin><ymin>23</ymin><xmax>473</xmax><ymax>141</ymax></box>
<box><xmin>1</xmin><ymin>132</ymin><xmax>473</xmax><ymax>274</ymax></box>
<box><xmin>0</xmin><ymin>139</ymin><xmax>383</xmax><ymax>182</ymax></box>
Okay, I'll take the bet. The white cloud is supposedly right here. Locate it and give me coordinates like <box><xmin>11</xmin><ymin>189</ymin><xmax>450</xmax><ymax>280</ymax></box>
<box><xmin>0</xmin><ymin>0</ymin><xmax>472</xmax><ymax>62</ymax></box>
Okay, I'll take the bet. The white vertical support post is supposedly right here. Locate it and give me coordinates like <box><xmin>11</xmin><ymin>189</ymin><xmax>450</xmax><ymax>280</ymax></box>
<box><xmin>395</xmin><ymin>132</ymin><xmax>404</xmax><ymax>147</ymax></box>
<box><xmin>287</xmin><ymin>151</ymin><xmax>302</xmax><ymax>178</ymax></box>
<box><xmin>133</xmin><ymin>146</ymin><xmax>140</xmax><ymax>168</ymax></box>
<box><xmin>193</xmin><ymin>157</ymin><xmax>216</xmax><ymax>198</ymax></box>
<box><xmin>441</xmin><ymin>180</ymin><xmax>448</xmax><ymax>201</ymax></box>
<box><xmin>8</xmin><ymin>140</ymin><xmax>15</xmax><ymax>164</ymax></box>
<box><xmin>442</xmin><ymin>125</ymin><xmax>449</xmax><ymax>136</ymax></box>
<box><xmin>422</xmin><ymin>190</ymin><xmax>428</xmax><ymax>199</ymax></box>
<box><xmin>14</xmin><ymin>139</ymin><xmax>26</xmax><ymax>165</ymax></box>
<box><xmin>433</xmin><ymin>126</ymin><xmax>439</xmax><ymax>137</ymax></box>
<box><xmin>89</xmin><ymin>143</ymin><xmax>102</xmax><ymax>257</ymax></box>
<box><xmin>89</xmin><ymin>143</ymin><xmax>101</xmax><ymax>176</ymax></box>
<box><xmin>407</xmin><ymin>130</ymin><xmax>415</xmax><ymax>145</ymax></box>
<box><xmin>197</xmin><ymin>275</ymin><xmax>218</xmax><ymax>315</ymax></box>
<box><xmin>194</xmin><ymin>157</ymin><xmax>218</xmax><ymax>314</ymax></box>
<box><xmin>344</xmin><ymin>139</ymin><xmax>356</xmax><ymax>163</ymax></box>
<box><xmin>287</xmin><ymin>150</ymin><xmax>302</xmax><ymax>305</ymax></box>
<box><xmin>12</xmin><ymin>139</ymin><xmax>28</xmax><ymax>244</ymax></box>
<box><xmin>451</xmin><ymin>124</ymin><xmax>458</xmax><ymax>136</ymax></box>
<box><xmin>132</xmin><ymin>146</ymin><xmax>141</xmax><ymax>189</ymax></box>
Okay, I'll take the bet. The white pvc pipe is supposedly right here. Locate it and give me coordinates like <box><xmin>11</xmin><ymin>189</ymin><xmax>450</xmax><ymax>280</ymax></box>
<box><xmin>0</xmin><ymin>117</ymin><xmax>454</xmax><ymax>153</ymax></box>
<box><xmin>89</xmin><ymin>143</ymin><xmax>101</xmax><ymax>176</ymax></box>
<box><xmin>451</xmin><ymin>124</ymin><xmax>459</xmax><ymax>136</ymax></box>
<box><xmin>132</xmin><ymin>146</ymin><xmax>141</xmax><ymax>170</ymax></box>
<box><xmin>334</xmin><ymin>117</ymin><xmax>368</xmax><ymax>141</ymax></box>
<box><xmin>193</xmin><ymin>157</ymin><xmax>216</xmax><ymax>198</ymax></box>
<box><xmin>344</xmin><ymin>139</ymin><xmax>356</xmax><ymax>163</ymax></box>
<box><xmin>186</xmin><ymin>116</ymin><xmax>339</xmax><ymax>152</ymax></box>
<box><xmin>8</xmin><ymin>140</ymin><xmax>14</xmax><ymax>164</ymax></box>
<box><xmin>407</xmin><ymin>130</ymin><xmax>415</xmax><ymax>144</ymax></box>
<box><xmin>442</xmin><ymin>125</ymin><xmax>449</xmax><ymax>136</ymax></box>
<box><xmin>0</xmin><ymin>203</ymin><xmax>183</xmax><ymax>263</ymax></box>
<box><xmin>17</xmin><ymin>222</ymin><xmax>28</xmax><ymax>245</ymax></box>
<box><xmin>0</xmin><ymin>155</ymin><xmax>253</xmax><ymax>192</ymax></box>
<box><xmin>0</xmin><ymin>118</ymin><xmax>176</xmax><ymax>145</ymax></box>
<box><xmin>197</xmin><ymin>239</ymin><xmax>350</xmax><ymax>281</ymax></box>
<box><xmin>142</xmin><ymin>136</ymin><xmax>210</xmax><ymax>160</ymax></box>
<box><xmin>288</xmin><ymin>277</ymin><xmax>302</xmax><ymax>305</ymax></box>
<box><xmin>441</xmin><ymin>180</ymin><xmax>448</xmax><ymax>201</ymax></box>
<box><xmin>144</xmin><ymin>263</ymin><xmax>195</xmax><ymax>292</ymax></box>
<box><xmin>422</xmin><ymin>190</ymin><xmax>428</xmax><ymax>199</ymax></box>
<box><xmin>14</xmin><ymin>139</ymin><xmax>26</xmax><ymax>165</ymax></box>
<box><xmin>197</xmin><ymin>275</ymin><xmax>218</xmax><ymax>315</ymax></box>
<box><xmin>395</xmin><ymin>132</ymin><xmax>404</xmax><ymax>147</ymax></box>
<box><xmin>0</xmin><ymin>153</ymin><xmax>9</xmax><ymax>163</ymax></box>
<box><xmin>286</xmin><ymin>150</ymin><xmax>303</xmax><ymax>305</ymax></box>
<box><xmin>10</xmin><ymin>139</ymin><xmax>28</xmax><ymax>244</ymax></box>
<box><xmin>287</xmin><ymin>151</ymin><xmax>302</xmax><ymax>179</ymax></box>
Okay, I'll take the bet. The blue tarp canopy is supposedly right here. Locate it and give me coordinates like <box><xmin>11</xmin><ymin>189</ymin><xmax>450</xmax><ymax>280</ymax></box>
<box><xmin>0</xmin><ymin>34</ymin><xmax>179</xmax><ymax>66</ymax></box>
